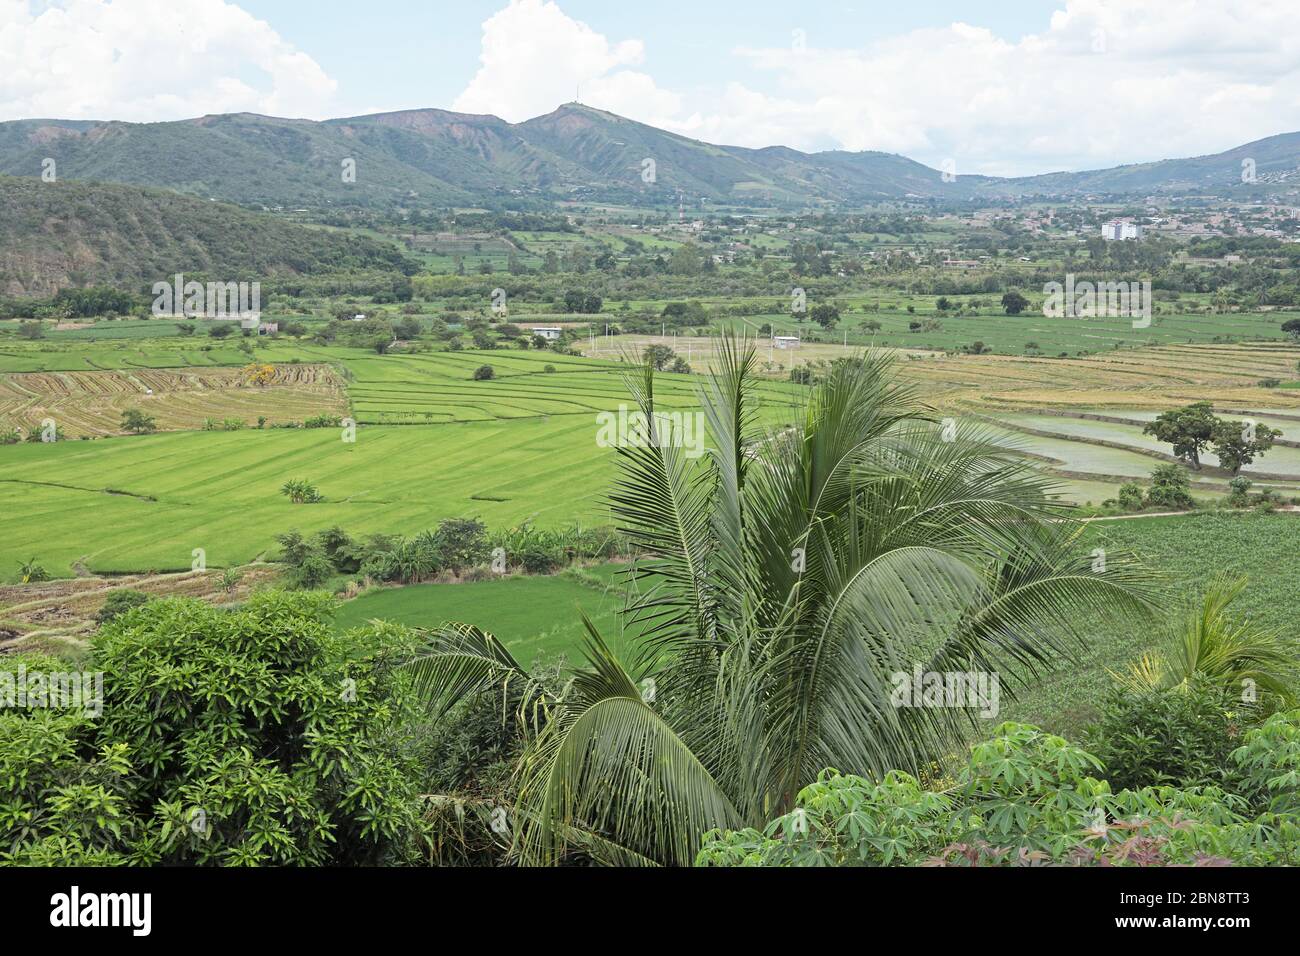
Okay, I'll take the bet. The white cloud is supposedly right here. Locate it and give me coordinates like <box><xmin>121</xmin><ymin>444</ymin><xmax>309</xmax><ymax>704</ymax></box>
<box><xmin>705</xmin><ymin>0</ymin><xmax>1300</xmax><ymax>175</ymax></box>
<box><xmin>452</xmin><ymin>0</ymin><xmax>680</xmax><ymax>123</ymax></box>
<box><xmin>0</xmin><ymin>0</ymin><xmax>338</xmax><ymax>122</ymax></box>
<box><xmin>456</xmin><ymin>0</ymin><xmax>1300</xmax><ymax>176</ymax></box>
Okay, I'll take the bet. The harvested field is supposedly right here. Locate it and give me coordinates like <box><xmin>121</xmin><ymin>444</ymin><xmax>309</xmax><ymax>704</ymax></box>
<box><xmin>0</xmin><ymin>564</ymin><xmax>281</xmax><ymax>653</ymax></box>
<box><xmin>0</xmin><ymin>364</ymin><xmax>347</xmax><ymax>436</ymax></box>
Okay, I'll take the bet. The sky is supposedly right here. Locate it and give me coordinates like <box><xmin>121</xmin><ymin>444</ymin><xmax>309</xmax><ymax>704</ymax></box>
<box><xmin>1</xmin><ymin>0</ymin><xmax>1298</xmax><ymax>176</ymax></box>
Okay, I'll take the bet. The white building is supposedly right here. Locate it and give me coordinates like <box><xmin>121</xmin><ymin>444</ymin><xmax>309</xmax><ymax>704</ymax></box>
<box><xmin>773</xmin><ymin>336</ymin><xmax>801</xmax><ymax>350</ymax></box>
<box><xmin>1102</xmin><ymin>220</ymin><xmax>1143</xmax><ymax>241</ymax></box>
<box><xmin>531</xmin><ymin>327</ymin><xmax>563</xmax><ymax>341</ymax></box>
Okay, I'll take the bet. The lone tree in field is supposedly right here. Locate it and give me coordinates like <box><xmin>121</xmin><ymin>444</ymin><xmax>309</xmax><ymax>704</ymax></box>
<box><xmin>242</xmin><ymin>363</ymin><xmax>276</xmax><ymax>387</ymax></box>
<box><xmin>1001</xmin><ymin>291</ymin><xmax>1030</xmax><ymax>315</ymax></box>
<box><xmin>472</xmin><ymin>365</ymin><xmax>495</xmax><ymax>381</ymax></box>
<box><xmin>1282</xmin><ymin>317</ymin><xmax>1300</xmax><ymax>341</ymax></box>
<box><xmin>1211</xmin><ymin>418</ymin><xmax>1280</xmax><ymax>475</ymax></box>
<box><xmin>810</xmin><ymin>303</ymin><xmax>841</xmax><ymax>329</ymax></box>
<box><xmin>642</xmin><ymin>344</ymin><xmax>676</xmax><ymax>371</ymax></box>
<box><xmin>121</xmin><ymin>408</ymin><xmax>157</xmax><ymax>435</ymax></box>
<box><xmin>18</xmin><ymin>321</ymin><xmax>45</xmax><ymax>340</ymax></box>
<box><xmin>408</xmin><ymin>336</ymin><xmax>1155</xmax><ymax>866</ymax></box>
<box><xmin>1143</xmin><ymin>402</ymin><xmax>1218</xmax><ymax>470</ymax></box>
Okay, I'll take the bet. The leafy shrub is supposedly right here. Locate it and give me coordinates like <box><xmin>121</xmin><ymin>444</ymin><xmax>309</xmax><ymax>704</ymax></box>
<box><xmin>698</xmin><ymin>721</ymin><xmax>1300</xmax><ymax>867</ymax></box>
<box><xmin>384</xmin><ymin>534</ymin><xmax>441</xmax><ymax>584</ymax></box>
<box><xmin>24</xmin><ymin>423</ymin><xmax>64</xmax><ymax>443</ymax></box>
<box><xmin>1232</xmin><ymin>710</ymin><xmax>1300</xmax><ymax>815</ymax></box>
<box><xmin>1085</xmin><ymin>679</ymin><xmax>1251</xmax><ymax>793</ymax></box>
<box><xmin>1146</xmin><ymin>464</ymin><xmax>1194</xmax><ymax>510</ymax></box>
<box><xmin>432</xmin><ymin>519</ymin><xmax>490</xmax><ymax>573</ymax></box>
<box><xmin>275</xmin><ymin>529</ymin><xmax>314</xmax><ymax>566</ymax></box>
<box><xmin>1227</xmin><ymin>476</ymin><xmax>1252</xmax><ymax>507</ymax></box>
<box><xmin>95</xmin><ymin>589</ymin><xmax>151</xmax><ymax>624</ymax></box>
<box><xmin>2</xmin><ymin>598</ymin><xmax>429</xmax><ymax>866</ymax></box>
<box><xmin>304</xmin><ymin>415</ymin><xmax>343</xmax><ymax>429</ymax></box>
<box><xmin>274</xmin><ymin>521</ymin><xmax>620</xmax><ymax>587</ymax></box>
<box><xmin>1116</xmin><ymin>482</ymin><xmax>1145</xmax><ymax>512</ymax></box>
<box><xmin>473</xmin><ymin>365</ymin><xmax>495</xmax><ymax>380</ymax></box>
<box><xmin>315</xmin><ymin>525</ymin><xmax>359</xmax><ymax>573</ymax></box>
<box><xmin>288</xmin><ymin>553</ymin><xmax>335</xmax><ymax>590</ymax></box>
<box><xmin>489</xmin><ymin>523</ymin><xmax>623</xmax><ymax>575</ymax></box>
<box><xmin>0</xmin><ymin>704</ymin><xmax>136</xmax><ymax>865</ymax></box>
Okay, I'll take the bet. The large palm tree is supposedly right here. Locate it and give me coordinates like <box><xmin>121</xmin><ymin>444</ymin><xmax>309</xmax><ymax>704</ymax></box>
<box><xmin>408</xmin><ymin>337</ymin><xmax>1156</xmax><ymax>866</ymax></box>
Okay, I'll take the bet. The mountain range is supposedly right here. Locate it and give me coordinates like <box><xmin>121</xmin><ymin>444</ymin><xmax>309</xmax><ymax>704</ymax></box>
<box><xmin>2</xmin><ymin>103</ymin><xmax>1297</xmax><ymax>211</ymax></box>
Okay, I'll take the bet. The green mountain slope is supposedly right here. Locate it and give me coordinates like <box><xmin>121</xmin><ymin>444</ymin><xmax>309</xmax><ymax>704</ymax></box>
<box><xmin>0</xmin><ymin>176</ymin><xmax>417</xmax><ymax>297</ymax></box>
<box><xmin>991</xmin><ymin>132</ymin><xmax>1300</xmax><ymax>197</ymax></box>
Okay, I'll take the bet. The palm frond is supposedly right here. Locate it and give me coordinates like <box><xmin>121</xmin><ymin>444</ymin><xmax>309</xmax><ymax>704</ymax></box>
<box><xmin>401</xmin><ymin>622</ymin><xmax>532</xmax><ymax>720</ymax></box>
<box><xmin>514</xmin><ymin>617</ymin><xmax>742</xmax><ymax>866</ymax></box>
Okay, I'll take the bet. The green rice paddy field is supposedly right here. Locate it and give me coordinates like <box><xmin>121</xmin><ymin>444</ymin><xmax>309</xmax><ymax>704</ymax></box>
<box><xmin>0</xmin><ymin>345</ymin><xmax>803</xmax><ymax>576</ymax></box>
<box><xmin>334</xmin><ymin>564</ymin><xmax>636</xmax><ymax>667</ymax></box>
<box><xmin>753</xmin><ymin>309</ymin><xmax>1298</xmax><ymax>355</ymax></box>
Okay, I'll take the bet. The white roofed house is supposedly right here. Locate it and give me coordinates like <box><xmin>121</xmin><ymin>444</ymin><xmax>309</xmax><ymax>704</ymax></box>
<box><xmin>531</xmin><ymin>327</ymin><xmax>563</xmax><ymax>341</ymax></box>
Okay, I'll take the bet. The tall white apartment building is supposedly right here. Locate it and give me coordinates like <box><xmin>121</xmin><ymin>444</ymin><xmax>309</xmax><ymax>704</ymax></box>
<box><xmin>1102</xmin><ymin>220</ymin><xmax>1143</xmax><ymax>241</ymax></box>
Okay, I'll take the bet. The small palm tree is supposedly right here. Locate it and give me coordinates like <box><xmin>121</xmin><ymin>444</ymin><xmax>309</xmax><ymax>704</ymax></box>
<box><xmin>408</xmin><ymin>337</ymin><xmax>1157</xmax><ymax>866</ymax></box>
<box><xmin>1119</xmin><ymin>576</ymin><xmax>1294</xmax><ymax>706</ymax></box>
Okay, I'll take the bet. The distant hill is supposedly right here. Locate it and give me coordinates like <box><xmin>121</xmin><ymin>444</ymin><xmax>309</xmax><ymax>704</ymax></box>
<box><xmin>988</xmin><ymin>131</ymin><xmax>1300</xmax><ymax>197</ymax></box>
<box><xmin>0</xmin><ymin>176</ymin><xmax>417</xmax><ymax>298</ymax></box>
<box><xmin>0</xmin><ymin>104</ymin><xmax>1296</xmax><ymax>212</ymax></box>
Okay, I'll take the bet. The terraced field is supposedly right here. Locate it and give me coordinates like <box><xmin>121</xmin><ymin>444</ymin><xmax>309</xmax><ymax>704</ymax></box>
<box><xmin>3</xmin><ymin>334</ymin><xmax>1298</xmax><ymax>577</ymax></box>
<box><xmin>0</xmin><ymin>341</ymin><xmax>302</xmax><ymax>373</ymax></box>
<box><xmin>901</xmin><ymin>343</ymin><xmax>1300</xmax><ymax>411</ymax></box>
<box><xmin>888</xmin><ymin>342</ymin><xmax>1300</xmax><ymax>500</ymax></box>
<box><xmin>0</xmin><ymin>346</ymin><xmax>806</xmax><ymax>576</ymax></box>
<box><xmin>283</xmin><ymin>345</ymin><xmax>800</xmax><ymax>424</ymax></box>
<box><xmin>0</xmin><ymin>365</ymin><xmax>346</xmax><ymax>436</ymax></box>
